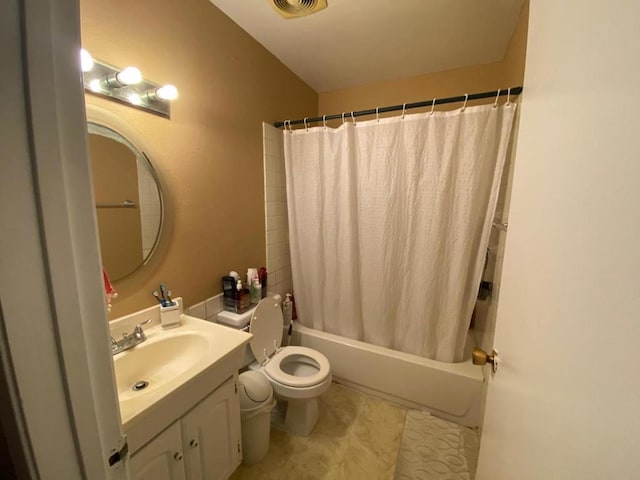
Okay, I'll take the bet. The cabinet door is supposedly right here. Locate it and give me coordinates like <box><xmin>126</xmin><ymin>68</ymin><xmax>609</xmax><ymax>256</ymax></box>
<box><xmin>129</xmin><ymin>422</ymin><xmax>186</xmax><ymax>480</ymax></box>
<box><xmin>183</xmin><ymin>376</ymin><xmax>242</xmax><ymax>480</ymax></box>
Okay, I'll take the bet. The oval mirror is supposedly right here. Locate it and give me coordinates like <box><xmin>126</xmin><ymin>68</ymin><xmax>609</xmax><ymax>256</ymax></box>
<box><xmin>88</xmin><ymin>122</ymin><xmax>164</xmax><ymax>281</ymax></box>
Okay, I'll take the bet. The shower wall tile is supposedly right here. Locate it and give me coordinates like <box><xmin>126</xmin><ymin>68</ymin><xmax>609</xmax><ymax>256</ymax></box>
<box><xmin>473</xmin><ymin>113</ymin><xmax>520</xmax><ymax>438</ymax></box>
<box><xmin>263</xmin><ymin>123</ymin><xmax>293</xmax><ymax>298</ymax></box>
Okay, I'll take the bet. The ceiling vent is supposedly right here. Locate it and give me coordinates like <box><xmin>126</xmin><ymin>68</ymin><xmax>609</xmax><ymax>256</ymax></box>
<box><xmin>271</xmin><ymin>0</ymin><xmax>328</xmax><ymax>19</ymax></box>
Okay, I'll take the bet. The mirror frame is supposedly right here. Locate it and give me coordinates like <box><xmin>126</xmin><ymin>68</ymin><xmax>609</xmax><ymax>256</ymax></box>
<box><xmin>86</xmin><ymin>104</ymin><xmax>166</xmax><ymax>282</ymax></box>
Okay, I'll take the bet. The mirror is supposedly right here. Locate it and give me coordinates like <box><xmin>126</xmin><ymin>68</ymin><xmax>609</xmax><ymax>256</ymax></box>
<box><xmin>88</xmin><ymin>122</ymin><xmax>164</xmax><ymax>281</ymax></box>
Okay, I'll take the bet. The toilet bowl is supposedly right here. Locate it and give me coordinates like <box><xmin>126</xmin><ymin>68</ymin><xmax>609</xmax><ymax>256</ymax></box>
<box><xmin>245</xmin><ymin>296</ymin><xmax>332</xmax><ymax>436</ymax></box>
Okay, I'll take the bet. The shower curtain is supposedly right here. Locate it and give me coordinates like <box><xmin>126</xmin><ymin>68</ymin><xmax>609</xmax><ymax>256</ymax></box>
<box><xmin>283</xmin><ymin>103</ymin><xmax>516</xmax><ymax>362</ymax></box>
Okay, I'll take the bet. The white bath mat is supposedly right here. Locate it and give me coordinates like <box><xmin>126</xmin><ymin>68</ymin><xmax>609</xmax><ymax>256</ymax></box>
<box><xmin>394</xmin><ymin>411</ymin><xmax>479</xmax><ymax>480</ymax></box>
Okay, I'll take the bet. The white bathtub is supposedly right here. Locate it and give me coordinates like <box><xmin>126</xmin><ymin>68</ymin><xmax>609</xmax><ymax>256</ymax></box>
<box><xmin>290</xmin><ymin>324</ymin><xmax>484</xmax><ymax>427</ymax></box>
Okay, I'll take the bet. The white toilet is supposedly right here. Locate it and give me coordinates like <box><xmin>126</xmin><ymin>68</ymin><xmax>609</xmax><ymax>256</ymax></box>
<box><xmin>218</xmin><ymin>295</ymin><xmax>332</xmax><ymax>436</ymax></box>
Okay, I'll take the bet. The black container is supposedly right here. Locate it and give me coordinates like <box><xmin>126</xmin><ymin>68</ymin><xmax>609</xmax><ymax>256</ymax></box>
<box><xmin>222</xmin><ymin>275</ymin><xmax>237</xmax><ymax>312</ymax></box>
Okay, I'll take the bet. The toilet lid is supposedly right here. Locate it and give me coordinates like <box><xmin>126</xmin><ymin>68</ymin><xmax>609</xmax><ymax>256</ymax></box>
<box><xmin>249</xmin><ymin>297</ymin><xmax>283</xmax><ymax>364</ymax></box>
<box><xmin>264</xmin><ymin>346</ymin><xmax>331</xmax><ymax>388</ymax></box>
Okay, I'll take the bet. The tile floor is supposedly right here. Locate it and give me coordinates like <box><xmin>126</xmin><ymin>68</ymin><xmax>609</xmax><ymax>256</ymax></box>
<box><xmin>231</xmin><ymin>382</ymin><xmax>480</xmax><ymax>479</ymax></box>
<box><xmin>230</xmin><ymin>383</ymin><xmax>407</xmax><ymax>479</ymax></box>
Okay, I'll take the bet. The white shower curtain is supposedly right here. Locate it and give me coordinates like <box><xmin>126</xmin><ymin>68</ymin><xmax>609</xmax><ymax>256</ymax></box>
<box><xmin>283</xmin><ymin>104</ymin><xmax>516</xmax><ymax>362</ymax></box>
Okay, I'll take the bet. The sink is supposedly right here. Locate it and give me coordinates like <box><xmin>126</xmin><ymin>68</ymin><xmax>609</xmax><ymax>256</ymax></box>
<box><xmin>111</xmin><ymin>313</ymin><xmax>252</xmax><ymax>427</ymax></box>
<box><xmin>114</xmin><ymin>333</ymin><xmax>210</xmax><ymax>402</ymax></box>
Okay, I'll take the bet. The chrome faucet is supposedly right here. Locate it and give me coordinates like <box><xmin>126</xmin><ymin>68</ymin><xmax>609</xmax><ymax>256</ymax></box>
<box><xmin>111</xmin><ymin>318</ymin><xmax>152</xmax><ymax>355</ymax></box>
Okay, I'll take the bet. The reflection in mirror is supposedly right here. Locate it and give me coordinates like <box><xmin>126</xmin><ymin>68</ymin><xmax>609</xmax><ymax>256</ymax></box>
<box><xmin>88</xmin><ymin>122</ymin><xmax>164</xmax><ymax>281</ymax></box>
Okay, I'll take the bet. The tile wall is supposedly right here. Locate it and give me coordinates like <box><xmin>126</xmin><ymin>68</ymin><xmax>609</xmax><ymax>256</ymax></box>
<box><xmin>136</xmin><ymin>162</ymin><xmax>161</xmax><ymax>259</ymax></box>
<box><xmin>473</xmin><ymin>113</ymin><xmax>521</xmax><ymax>355</ymax></box>
<box><xmin>185</xmin><ymin>293</ymin><xmax>224</xmax><ymax>321</ymax></box>
<box><xmin>473</xmin><ymin>113</ymin><xmax>521</xmax><ymax>435</ymax></box>
<box><xmin>262</xmin><ymin>123</ymin><xmax>293</xmax><ymax>298</ymax></box>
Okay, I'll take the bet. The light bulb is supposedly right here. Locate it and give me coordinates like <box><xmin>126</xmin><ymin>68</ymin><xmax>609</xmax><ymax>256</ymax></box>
<box><xmin>156</xmin><ymin>84</ymin><xmax>179</xmax><ymax>101</ymax></box>
<box><xmin>89</xmin><ymin>79</ymin><xmax>102</xmax><ymax>92</ymax></box>
<box><xmin>80</xmin><ymin>49</ymin><xmax>94</xmax><ymax>72</ymax></box>
<box><xmin>116</xmin><ymin>66</ymin><xmax>142</xmax><ymax>85</ymax></box>
<box><xmin>128</xmin><ymin>93</ymin><xmax>142</xmax><ymax>105</ymax></box>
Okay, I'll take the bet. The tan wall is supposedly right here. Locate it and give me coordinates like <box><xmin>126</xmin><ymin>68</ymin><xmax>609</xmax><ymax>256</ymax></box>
<box><xmin>81</xmin><ymin>0</ymin><xmax>318</xmax><ymax>318</ymax></box>
<box><xmin>502</xmin><ymin>0</ymin><xmax>529</xmax><ymax>87</ymax></box>
<box><xmin>319</xmin><ymin>1</ymin><xmax>529</xmax><ymax>124</ymax></box>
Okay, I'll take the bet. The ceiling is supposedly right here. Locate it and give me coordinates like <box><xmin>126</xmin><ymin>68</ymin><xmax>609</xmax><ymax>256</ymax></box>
<box><xmin>209</xmin><ymin>0</ymin><xmax>526</xmax><ymax>93</ymax></box>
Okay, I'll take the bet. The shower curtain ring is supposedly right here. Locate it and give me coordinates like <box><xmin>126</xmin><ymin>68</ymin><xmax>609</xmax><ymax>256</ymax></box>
<box><xmin>402</xmin><ymin>103</ymin><xmax>407</xmax><ymax>119</ymax></box>
<box><xmin>376</xmin><ymin>107</ymin><xmax>380</xmax><ymax>122</ymax></box>
<box><xmin>461</xmin><ymin>94</ymin><xmax>469</xmax><ymax>112</ymax></box>
<box><xmin>506</xmin><ymin>88</ymin><xmax>512</xmax><ymax>106</ymax></box>
<box><xmin>284</xmin><ymin>120</ymin><xmax>290</xmax><ymax>131</ymax></box>
<box><xmin>323</xmin><ymin>115</ymin><xmax>327</xmax><ymax>129</ymax></box>
<box><xmin>430</xmin><ymin>98</ymin><xmax>436</xmax><ymax>116</ymax></box>
<box><xmin>493</xmin><ymin>89</ymin><xmax>501</xmax><ymax>108</ymax></box>
<box><xmin>342</xmin><ymin>112</ymin><xmax>346</xmax><ymax>125</ymax></box>
<box><xmin>303</xmin><ymin>117</ymin><xmax>308</xmax><ymax>131</ymax></box>
<box><xmin>351</xmin><ymin>111</ymin><xmax>356</xmax><ymax>125</ymax></box>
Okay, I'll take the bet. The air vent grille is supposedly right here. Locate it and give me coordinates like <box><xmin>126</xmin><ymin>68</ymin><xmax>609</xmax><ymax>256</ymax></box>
<box><xmin>271</xmin><ymin>0</ymin><xmax>328</xmax><ymax>19</ymax></box>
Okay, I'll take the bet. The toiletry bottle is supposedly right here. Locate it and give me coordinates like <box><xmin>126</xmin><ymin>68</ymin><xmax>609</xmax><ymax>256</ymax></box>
<box><xmin>283</xmin><ymin>294</ymin><xmax>293</xmax><ymax>323</ymax></box>
<box><xmin>251</xmin><ymin>277</ymin><xmax>262</xmax><ymax>304</ymax></box>
<box><xmin>247</xmin><ymin>268</ymin><xmax>258</xmax><ymax>288</ymax></box>
<box><xmin>259</xmin><ymin>267</ymin><xmax>268</xmax><ymax>298</ymax></box>
<box><xmin>235</xmin><ymin>279</ymin><xmax>251</xmax><ymax>314</ymax></box>
<box><xmin>291</xmin><ymin>292</ymin><xmax>297</xmax><ymax>320</ymax></box>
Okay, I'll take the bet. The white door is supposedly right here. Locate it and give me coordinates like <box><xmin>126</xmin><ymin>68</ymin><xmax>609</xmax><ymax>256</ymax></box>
<box><xmin>476</xmin><ymin>1</ymin><xmax>640</xmax><ymax>479</ymax></box>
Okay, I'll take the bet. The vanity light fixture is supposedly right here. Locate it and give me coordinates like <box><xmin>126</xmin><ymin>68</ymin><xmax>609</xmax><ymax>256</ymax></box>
<box><xmin>81</xmin><ymin>49</ymin><xmax>178</xmax><ymax>119</ymax></box>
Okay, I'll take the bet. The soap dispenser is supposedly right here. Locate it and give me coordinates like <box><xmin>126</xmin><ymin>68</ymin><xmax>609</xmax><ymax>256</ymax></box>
<box><xmin>282</xmin><ymin>294</ymin><xmax>293</xmax><ymax>323</ymax></box>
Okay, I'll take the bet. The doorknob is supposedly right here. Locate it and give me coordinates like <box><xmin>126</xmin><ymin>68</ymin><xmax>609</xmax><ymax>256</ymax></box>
<box><xmin>472</xmin><ymin>348</ymin><xmax>499</xmax><ymax>373</ymax></box>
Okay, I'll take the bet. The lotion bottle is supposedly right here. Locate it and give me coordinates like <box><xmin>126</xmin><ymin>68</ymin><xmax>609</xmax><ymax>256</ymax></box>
<box><xmin>282</xmin><ymin>293</ymin><xmax>293</xmax><ymax>323</ymax></box>
<box><xmin>251</xmin><ymin>277</ymin><xmax>262</xmax><ymax>304</ymax></box>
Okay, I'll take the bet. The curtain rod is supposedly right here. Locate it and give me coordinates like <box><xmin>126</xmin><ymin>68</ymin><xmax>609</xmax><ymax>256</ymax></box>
<box><xmin>274</xmin><ymin>86</ymin><xmax>523</xmax><ymax>128</ymax></box>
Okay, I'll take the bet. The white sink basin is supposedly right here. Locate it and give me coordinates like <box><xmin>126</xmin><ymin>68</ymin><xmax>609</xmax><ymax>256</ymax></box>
<box><xmin>112</xmin><ymin>313</ymin><xmax>252</xmax><ymax>427</ymax></box>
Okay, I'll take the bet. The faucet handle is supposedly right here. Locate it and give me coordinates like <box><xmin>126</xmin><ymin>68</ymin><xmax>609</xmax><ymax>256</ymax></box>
<box><xmin>135</xmin><ymin>318</ymin><xmax>153</xmax><ymax>329</ymax></box>
<box><xmin>133</xmin><ymin>318</ymin><xmax>153</xmax><ymax>337</ymax></box>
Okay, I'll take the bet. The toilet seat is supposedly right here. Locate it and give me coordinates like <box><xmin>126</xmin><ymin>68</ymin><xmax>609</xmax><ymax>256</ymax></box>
<box><xmin>248</xmin><ymin>297</ymin><xmax>331</xmax><ymax>389</ymax></box>
<box><xmin>248</xmin><ymin>298</ymin><xmax>284</xmax><ymax>365</ymax></box>
<box><xmin>264</xmin><ymin>346</ymin><xmax>331</xmax><ymax>388</ymax></box>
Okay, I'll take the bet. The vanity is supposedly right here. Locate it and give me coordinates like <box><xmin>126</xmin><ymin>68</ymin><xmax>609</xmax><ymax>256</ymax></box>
<box><xmin>84</xmin><ymin>59</ymin><xmax>254</xmax><ymax>479</ymax></box>
<box><xmin>109</xmin><ymin>301</ymin><xmax>252</xmax><ymax>480</ymax></box>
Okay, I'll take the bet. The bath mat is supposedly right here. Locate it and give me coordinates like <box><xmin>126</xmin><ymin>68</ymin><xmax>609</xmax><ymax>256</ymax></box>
<box><xmin>393</xmin><ymin>411</ymin><xmax>479</xmax><ymax>480</ymax></box>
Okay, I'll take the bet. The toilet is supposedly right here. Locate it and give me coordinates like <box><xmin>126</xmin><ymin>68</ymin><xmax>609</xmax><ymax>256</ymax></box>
<box><xmin>217</xmin><ymin>295</ymin><xmax>332</xmax><ymax>436</ymax></box>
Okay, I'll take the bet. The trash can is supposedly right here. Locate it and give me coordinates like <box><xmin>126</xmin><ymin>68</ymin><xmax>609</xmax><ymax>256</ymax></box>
<box><xmin>238</xmin><ymin>371</ymin><xmax>276</xmax><ymax>465</ymax></box>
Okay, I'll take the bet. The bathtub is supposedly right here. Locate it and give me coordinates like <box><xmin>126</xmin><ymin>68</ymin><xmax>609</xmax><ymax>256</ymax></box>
<box><xmin>290</xmin><ymin>324</ymin><xmax>484</xmax><ymax>427</ymax></box>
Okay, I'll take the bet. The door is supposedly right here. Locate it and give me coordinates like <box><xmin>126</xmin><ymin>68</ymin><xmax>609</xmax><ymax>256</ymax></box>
<box><xmin>129</xmin><ymin>423</ymin><xmax>186</xmax><ymax>480</ymax></box>
<box><xmin>2</xmin><ymin>0</ymin><xmax>127</xmax><ymax>478</ymax></box>
<box><xmin>476</xmin><ymin>1</ymin><xmax>640</xmax><ymax>479</ymax></box>
<box><xmin>182</xmin><ymin>376</ymin><xmax>241</xmax><ymax>480</ymax></box>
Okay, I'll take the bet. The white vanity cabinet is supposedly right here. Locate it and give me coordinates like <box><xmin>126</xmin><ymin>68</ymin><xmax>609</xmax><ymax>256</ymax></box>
<box><xmin>130</xmin><ymin>376</ymin><xmax>242</xmax><ymax>480</ymax></box>
<box><xmin>129</xmin><ymin>422</ymin><xmax>186</xmax><ymax>480</ymax></box>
